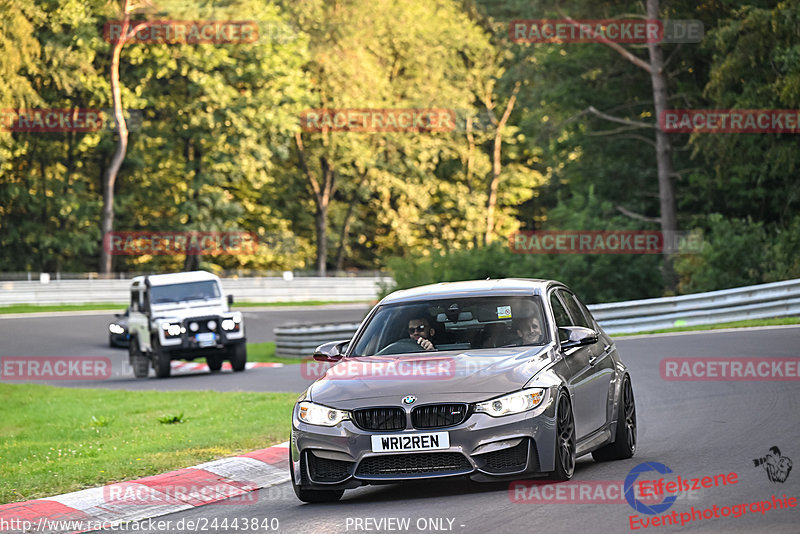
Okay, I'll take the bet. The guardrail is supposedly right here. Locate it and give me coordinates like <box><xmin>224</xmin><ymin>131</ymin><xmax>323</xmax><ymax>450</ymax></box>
<box><xmin>0</xmin><ymin>276</ymin><xmax>388</xmax><ymax>305</ymax></box>
<box><xmin>273</xmin><ymin>279</ymin><xmax>800</xmax><ymax>357</ymax></box>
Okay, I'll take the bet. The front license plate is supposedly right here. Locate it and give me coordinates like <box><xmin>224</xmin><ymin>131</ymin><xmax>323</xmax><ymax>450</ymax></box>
<box><xmin>370</xmin><ymin>432</ymin><xmax>450</xmax><ymax>453</ymax></box>
<box><xmin>195</xmin><ymin>332</ymin><xmax>216</xmax><ymax>346</ymax></box>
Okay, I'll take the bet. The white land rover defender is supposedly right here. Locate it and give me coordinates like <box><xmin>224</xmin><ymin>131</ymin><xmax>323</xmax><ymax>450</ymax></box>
<box><xmin>127</xmin><ymin>271</ymin><xmax>246</xmax><ymax>378</ymax></box>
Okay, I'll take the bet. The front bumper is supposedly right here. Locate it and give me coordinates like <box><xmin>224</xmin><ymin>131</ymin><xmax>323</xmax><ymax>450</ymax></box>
<box><xmin>290</xmin><ymin>394</ymin><xmax>558</xmax><ymax>490</ymax></box>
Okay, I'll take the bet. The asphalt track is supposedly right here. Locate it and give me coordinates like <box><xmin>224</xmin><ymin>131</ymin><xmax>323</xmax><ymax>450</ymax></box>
<box><xmin>2</xmin><ymin>313</ymin><xmax>799</xmax><ymax>533</ymax></box>
<box><xmin>0</xmin><ymin>304</ymin><xmax>370</xmax><ymax>391</ymax></box>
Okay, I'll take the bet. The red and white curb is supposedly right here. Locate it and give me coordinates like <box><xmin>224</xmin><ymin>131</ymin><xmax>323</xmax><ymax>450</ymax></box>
<box><xmin>170</xmin><ymin>361</ymin><xmax>283</xmax><ymax>374</ymax></box>
<box><xmin>0</xmin><ymin>442</ymin><xmax>291</xmax><ymax>534</ymax></box>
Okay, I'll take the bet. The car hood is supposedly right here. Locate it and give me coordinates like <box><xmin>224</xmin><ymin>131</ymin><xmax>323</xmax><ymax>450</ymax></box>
<box><xmin>307</xmin><ymin>346</ymin><xmax>554</xmax><ymax>408</ymax></box>
<box><xmin>150</xmin><ymin>301</ymin><xmax>229</xmax><ymax>321</ymax></box>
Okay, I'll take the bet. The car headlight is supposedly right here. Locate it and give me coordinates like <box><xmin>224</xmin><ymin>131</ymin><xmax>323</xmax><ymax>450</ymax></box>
<box><xmin>221</xmin><ymin>312</ymin><xmax>242</xmax><ymax>331</ymax></box>
<box><xmin>474</xmin><ymin>388</ymin><xmax>545</xmax><ymax>417</ymax></box>
<box><xmin>161</xmin><ymin>322</ymin><xmax>185</xmax><ymax>337</ymax></box>
<box><xmin>109</xmin><ymin>324</ymin><xmax>124</xmax><ymax>334</ymax></box>
<box><xmin>295</xmin><ymin>401</ymin><xmax>350</xmax><ymax>427</ymax></box>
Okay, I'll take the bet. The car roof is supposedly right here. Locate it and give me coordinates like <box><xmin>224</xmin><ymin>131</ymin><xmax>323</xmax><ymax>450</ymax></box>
<box><xmin>380</xmin><ymin>278</ymin><xmax>562</xmax><ymax>305</ymax></box>
<box><xmin>130</xmin><ymin>270</ymin><xmax>220</xmax><ymax>288</ymax></box>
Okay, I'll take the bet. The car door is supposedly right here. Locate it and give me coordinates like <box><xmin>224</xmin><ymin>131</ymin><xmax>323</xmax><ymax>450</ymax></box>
<box><xmin>551</xmin><ymin>289</ymin><xmax>615</xmax><ymax>439</ymax></box>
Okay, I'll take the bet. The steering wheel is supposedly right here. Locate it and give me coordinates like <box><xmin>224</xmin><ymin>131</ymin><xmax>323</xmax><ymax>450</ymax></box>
<box><xmin>376</xmin><ymin>337</ymin><xmax>426</xmax><ymax>356</ymax></box>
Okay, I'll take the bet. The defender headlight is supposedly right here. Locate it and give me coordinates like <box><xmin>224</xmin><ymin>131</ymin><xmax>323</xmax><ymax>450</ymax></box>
<box><xmin>221</xmin><ymin>312</ymin><xmax>242</xmax><ymax>331</ymax></box>
<box><xmin>161</xmin><ymin>322</ymin><xmax>185</xmax><ymax>337</ymax></box>
<box><xmin>295</xmin><ymin>401</ymin><xmax>350</xmax><ymax>427</ymax></box>
<box><xmin>475</xmin><ymin>388</ymin><xmax>545</xmax><ymax>417</ymax></box>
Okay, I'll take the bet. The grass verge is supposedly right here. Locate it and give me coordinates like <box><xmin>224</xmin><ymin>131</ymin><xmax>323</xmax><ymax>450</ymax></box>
<box><xmin>247</xmin><ymin>342</ymin><xmax>304</xmax><ymax>364</ymax></box>
<box><xmin>615</xmin><ymin>316</ymin><xmax>800</xmax><ymax>337</ymax></box>
<box><xmin>0</xmin><ymin>301</ymin><xmax>369</xmax><ymax>315</ymax></box>
<box><xmin>0</xmin><ymin>384</ymin><xmax>297</xmax><ymax>504</ymax></box>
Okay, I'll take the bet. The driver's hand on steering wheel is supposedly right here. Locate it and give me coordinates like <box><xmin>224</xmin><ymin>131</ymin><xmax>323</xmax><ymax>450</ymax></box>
<box><xmin>416</xmin><ymin>337</ymin><xmax>435</xmax><ymax>351</ymax></box>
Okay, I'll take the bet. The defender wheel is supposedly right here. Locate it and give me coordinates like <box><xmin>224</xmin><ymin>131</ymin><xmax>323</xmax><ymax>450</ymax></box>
<box><xmin>592</xmin><ymin>376</ymin><xmax>636</xmax><ymax>462</ymax></box>
<box><xmin>207</xmin><ymin>356</ymin><xmax>223</xmax><ymax>372</ymax></box>
<box><xmin>129</xmin><ymin>339</ymin><xmax>149</xmax><ymax>379</ymax></box>
<box><xmin>153</xmin><ymin>346</ymin><xmax>171</xmax><ymax>378</ymax></box>
<box><xmin>290</xmin><ymin>449</ymin><xmax>344</xmax><ymax>503</ymax></box>
<box><xmin>551</xmin><ymin>392</ymin><xmax>576</xmax><ymax>481</ymax></box>
<box><xmin>229</xmin><ymin>344</ymin><xmax>246</xmax><ymax>372</ymax></box>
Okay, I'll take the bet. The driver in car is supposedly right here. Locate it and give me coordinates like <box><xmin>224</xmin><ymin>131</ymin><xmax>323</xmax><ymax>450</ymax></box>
<box><xmin>408</xmin><ymin>318</ymin><xmax>437</xmax><ymax>351</ymax></box>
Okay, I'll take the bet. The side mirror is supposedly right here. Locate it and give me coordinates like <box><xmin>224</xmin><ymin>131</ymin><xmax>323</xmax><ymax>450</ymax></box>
<box><xmin>227</xmin><ymin>294</ymin><xmax>234</xmax><ymax>305</ymax></box>
<box><xmin>312</xmin><ymin>339</ymin><xmax>350</xmax><ymax>362</ymax></box>
<box><xmin>559</xmin><ymin>326</ymin><xmax>599</xmax><ymax>350</ymax></box>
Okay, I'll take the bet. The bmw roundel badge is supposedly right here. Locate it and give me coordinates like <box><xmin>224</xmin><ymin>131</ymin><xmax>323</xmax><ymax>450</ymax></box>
<box><xmin>402</xmin><ymin>395</ymin><xmax>417</xmax><ymax>405</ymax></box>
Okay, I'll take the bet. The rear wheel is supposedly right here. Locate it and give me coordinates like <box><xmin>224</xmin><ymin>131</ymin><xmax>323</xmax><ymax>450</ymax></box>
<box><xmin>153</xmin><ymin>343</ymin><xmax>171</xmax><ymax>378</ymax></box>
<box><xmin>592</xmin><ymin>376</ymin><xmax>636</xmax><ymax>462</ymax></box>
<box><xmin>550</xmin><ymin>392</ymin><xmax>576</xmax><ymax>481</ymax></box>
<box><xmin>229</xmin><ymin>343</ymin><xmax>246</xmax><ymax>372</ymax></box>
<box><xmin>290</xmin><ymin>449</ymin><xmax>344</xmax><ymax>503</ymax></box>
<box><xmin>129</xmin><ymin>339</ymin><xmax>149</xmax><ymax>379</ymax></box>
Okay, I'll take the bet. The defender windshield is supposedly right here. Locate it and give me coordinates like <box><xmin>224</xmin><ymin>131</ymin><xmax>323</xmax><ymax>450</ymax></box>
<box><xmin>150</xmin><ymin>281</ymin><xmax>221</xmax><ymax>304</ymax></box>
<box><xmin>351</xmin><ymin>295</ymin><xmax>548</xmax><ymax>356</ymax></box>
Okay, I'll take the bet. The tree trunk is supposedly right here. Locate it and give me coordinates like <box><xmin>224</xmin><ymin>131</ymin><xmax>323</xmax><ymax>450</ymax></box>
<box><xmin>100</xmin><ymin>2</ymin><xmax>137</xmax><ymax>273</ymax></box>
<box><xmin>484</xmin><ymin>82</ymin><xmax>520</xmax><ymax>245</ymax></box>
<box><xmin>646</xmin><ymin>0</ymin><xmax>678</xmax><ymax>292</ymax></box>
<box><xmin>294</xmin><ymin>133</ymin><xmax>335</xmax><ymax>276</ymax></box>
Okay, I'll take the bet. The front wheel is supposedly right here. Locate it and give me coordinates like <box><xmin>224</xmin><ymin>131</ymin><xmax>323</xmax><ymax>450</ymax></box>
<box><xmin>550</xmin><ymin>392</ymin><xmax>576</xmax><ymax>481</ymax></box>
<box><xmin>153</xmin><ymin>343</ymin><xmax>172</xmax><ymax>378</ymax></box>
<box><xmin>207</xmin><ymin>355</ymin><xmax>223</xmax><ymax>372</ymax></box>
<box><xmin>129</xmin><ymin>339</ymin><xmax>149</xmax><ymax>379</ymax></box>
<box><xmin>229</xmin><ymin>344</ymin><xmax>246</xmax><ymax>372</ymax></box>
<box><xmin>592</xmin><ymin>376</ymin><xmax>636</xmax><ymax>462</ymax></box>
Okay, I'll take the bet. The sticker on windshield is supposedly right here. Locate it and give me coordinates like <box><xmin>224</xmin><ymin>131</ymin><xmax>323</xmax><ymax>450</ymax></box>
<box><xmin>497</xmin><ymin>306</ymin><xmax>512</xmax><ymax>319</ymax></box>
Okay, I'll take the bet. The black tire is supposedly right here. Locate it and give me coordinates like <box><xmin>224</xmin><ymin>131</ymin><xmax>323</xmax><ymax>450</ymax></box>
<box><xmin>550</xmin><ymin>392</ymin><xmax>576</xmax><ymax>481</ymax></box>
<box><xmin>592</xmin><ymin>376</ymin><xmax>637</xmax><ymax>462</ymax></box>
<box><xmin>129</xmin><ymin>338</ymin><xmax>149</xmax><ymax>379</ymax></box>
<box><xmin>109</xmin><ymin>335</ymin><xmax>116</xmax><ymax>348</ymax></box>
<box><xmin>290</xmin><ymin>449</ymin><xmax>344</xmax><ymax>503</ymax></box>
<box><xmin>229</xmin><ymin>343</ymin><xmax>246</xmax><ymax>372</ymax></box>
<box><xmin>153</xmin><ymin>342</ymin><xmax>172</xmax><ymax>378</ymax></box>
<box><xmin>207</xmin><ymin>355</ymin><xmax>223</xmax><ymax>372</ymax></box>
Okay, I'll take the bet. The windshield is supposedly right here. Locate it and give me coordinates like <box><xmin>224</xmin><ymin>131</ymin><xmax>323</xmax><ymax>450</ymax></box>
<box><xmin>351</xmin><ymin>295</ymin><xmax>548</xmax><ymax>356</ymax></box>
<box><xmin>149</xmin><ymin>281</ymin><xmax>221</xmax><ymax>304</ymax></box>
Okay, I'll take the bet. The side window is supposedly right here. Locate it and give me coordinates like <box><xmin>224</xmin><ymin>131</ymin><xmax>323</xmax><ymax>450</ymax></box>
<box><xmin>558</xmin><ymin>290</ymin><xmax>591</xmax><ymax>328</ymax></box>
<box><xmin>130</xmin><ymin>291</ymin><xmax>139</xmax><ymax>312</ymax></box>
<box><xmin>549</xmin><ymin>293</ymin><xmax>571</xmax><ymax>341</ymax></box>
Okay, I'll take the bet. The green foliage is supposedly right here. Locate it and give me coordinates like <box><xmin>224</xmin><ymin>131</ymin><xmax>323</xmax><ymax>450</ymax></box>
<box><xmin>675</xmin><ymin>214</ymin><xmax>800</xmax><ymax>293</ymax></box>
<box><xmin>157</xmin><ymin>412</ymin><xmax>185</xmax><ymax>425</ymax></box>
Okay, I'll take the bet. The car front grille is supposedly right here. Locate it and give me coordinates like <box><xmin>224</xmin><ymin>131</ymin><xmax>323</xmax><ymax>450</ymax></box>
<box><xmin>475</xmin><ymin>439</ymin><xmax>535</xmax><ymax>474</ymax></box>
<box><xmin>185</xmin><ymin>316</ymin><xmax>220</xmax><ymax>334</ymax></box>
<box><xmin>355</xmin><ymin>453</ymin><xmax>472</xmax><ymax>477</ymax></box>
<box><xmin>305</xmin><ymin>451</ymin><xmax>353</xmax><ymax>483</ymax></box>
<box><xmin>411</xmin><ymin>403</ymin><xmax>469</xmax><ymax>429</ymax></box>
<box><xmin>352</xmin><ymin>407</ymin><xmax>406</xmax><ymax>431</ymax></box>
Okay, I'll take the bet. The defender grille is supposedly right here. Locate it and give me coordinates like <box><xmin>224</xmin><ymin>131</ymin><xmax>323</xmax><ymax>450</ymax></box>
<box><xmin>356</xmin><ymin>453</ymin><xmax>471</xmax><ymax>477</ymax></box>
<box><xmin>411</xmin><ymin>403</ymin><xmax>469</xmax><ymax>429</ymax></box>
<box><xmin>352</xmin><ymin>407</ymin><xmax>406</xmax><ymax>431</ymax></box>
<box><xmin>306</xmin><ymin>452</ymin><xmax>352</xmax><ymax>483</ymax></box>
